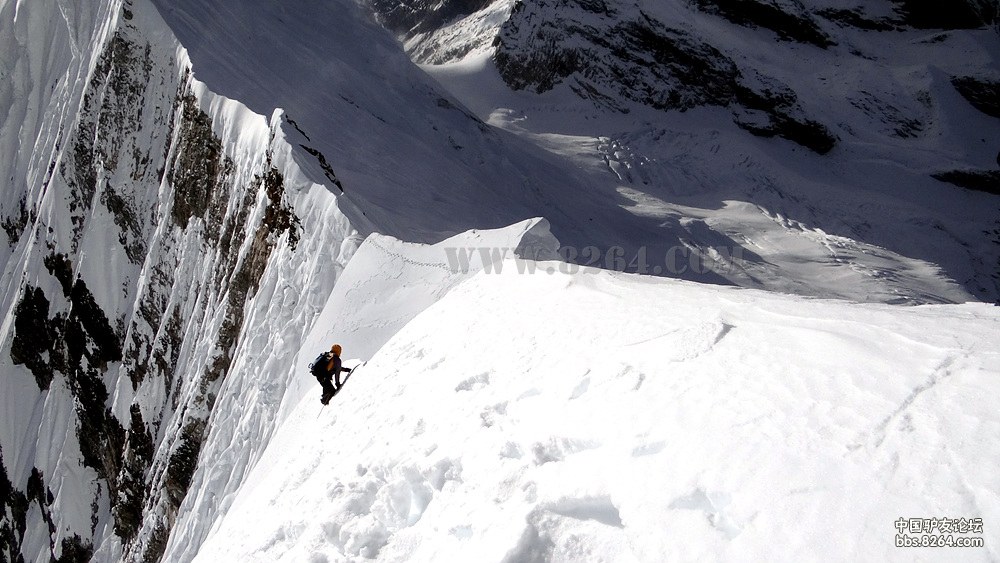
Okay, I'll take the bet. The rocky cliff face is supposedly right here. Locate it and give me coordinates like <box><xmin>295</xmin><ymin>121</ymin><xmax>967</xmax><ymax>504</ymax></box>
<box><xmin>0</xmin><ymin>1</ymin><xmax>351</xmax><ymax>561</ymax></box>
<box><xmin>493</xmin><ymin>0</ymin><xmax>838</xmax><ymax>153</ymax></box>
<box><xmin>489</xmin><ymin>0</ymin><xmax>997</xmax><ymax>154</ymax></box>
<box><xmin>371</xmin><ymin>0</ymin><xmax>999</xmax><ymax>157</ymax></box>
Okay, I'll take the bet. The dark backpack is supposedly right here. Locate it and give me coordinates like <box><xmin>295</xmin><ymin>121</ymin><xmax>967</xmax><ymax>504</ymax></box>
<box><xmin>309</xmin><ymin>352</ymin><xmax>331</xmax><ymax>378</ymax></box>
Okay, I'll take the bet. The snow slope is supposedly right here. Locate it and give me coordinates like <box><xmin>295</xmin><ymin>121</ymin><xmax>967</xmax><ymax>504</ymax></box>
<box><xmin>409</xmin><ymin>0</ymin><xmax>1000</xmax><ymax>304</ymax></box>
<box><xmin>161</xmin><ymin>218</ymin><xmax>559</xmax><ymax>562</ymax></box>
<box><xmin>194</xmin><ymin>233</ymin><xmax>1000</xmax><ymax>562</ymax></box>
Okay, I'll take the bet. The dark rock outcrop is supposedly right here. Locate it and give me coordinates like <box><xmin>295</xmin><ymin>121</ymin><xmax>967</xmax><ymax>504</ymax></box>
<box><xmin>692</xmin><ymin>0</ymin><xmax>835</xmax><ymax>48</ymax></box>
<box><xmin>370</xmin><ymin>0</ymin><xmax>496</xmax><ymax>36</ymax></box>
<box><xmin>891</xmin><ymin>0</ymin><xmax>998</xmax><ymax>29</ymax></box>
<box><xmin>932</xmin><ymin>170</ymin><xmax>1000</xmax><ymax>195</ymax></box>
<box><xmin>493</xmin><ymin>0</ymin><xmax>837</xmax><ymax>153</ymax></box>
<box><xmin>0</xmin><ymin>445</ymin><xmax>29</xmax><ymax>563</ymax></box>
<box><xmin>952</xmin><ymin>76</ymin><xmax>1000</xmax><ymax>119</ymax></box>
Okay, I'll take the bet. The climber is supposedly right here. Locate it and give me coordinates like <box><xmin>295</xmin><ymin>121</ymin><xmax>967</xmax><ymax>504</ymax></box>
<box><xmin>310</xmin><ymin>344</ymin><xmax>352</xmax><ymax>405</ymax></box>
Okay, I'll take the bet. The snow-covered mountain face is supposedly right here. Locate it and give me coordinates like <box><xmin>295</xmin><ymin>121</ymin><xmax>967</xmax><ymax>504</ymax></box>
<box><xmin>0</xmin><ymin>0</ymin><xmax>998</xmax><ymax>561</ymax></box>
<box><xmin>371</xmin><ymin>0</ymin><xmax>1000</xmax><ymax>304</ymax></box>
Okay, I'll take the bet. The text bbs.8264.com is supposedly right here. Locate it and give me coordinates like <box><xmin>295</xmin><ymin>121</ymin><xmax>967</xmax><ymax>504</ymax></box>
<box><xmin>895</xmin><ymin>517</ymin><xmax>985</xmax><ymax>548</ymax></box>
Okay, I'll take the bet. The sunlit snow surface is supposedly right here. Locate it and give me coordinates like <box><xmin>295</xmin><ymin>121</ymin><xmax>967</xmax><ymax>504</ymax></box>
<box><xmin>194</xmin><ymin>232</ymin><xmax>1000</xmax><ymax>562</ymax></box>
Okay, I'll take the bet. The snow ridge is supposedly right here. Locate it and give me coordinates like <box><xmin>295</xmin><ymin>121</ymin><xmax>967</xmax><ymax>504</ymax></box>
<box><xmin>193</xmin><ymin>253</ymin><xmax>1000</xmax><ymax>562</ymax></box>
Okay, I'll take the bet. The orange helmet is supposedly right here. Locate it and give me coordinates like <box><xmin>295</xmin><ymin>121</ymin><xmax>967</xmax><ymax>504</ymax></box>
<box><xmin>331</xmin><ymin>344</ymin><xmax>342</xmax><ymax>355</ymax></box>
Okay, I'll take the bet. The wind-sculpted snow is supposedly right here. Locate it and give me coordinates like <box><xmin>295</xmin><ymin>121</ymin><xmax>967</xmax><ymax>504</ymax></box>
<box><xmin>193</xmin><ymin>242</ymin><xmax>1000</xmax><ymax>562</ymax></box>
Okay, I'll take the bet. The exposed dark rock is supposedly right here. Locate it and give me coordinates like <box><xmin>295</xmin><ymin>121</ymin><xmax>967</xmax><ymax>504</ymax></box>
<box><xmin>932</xmin><ymin>170</ymin><xmax>1000</xmax><ymax>195</ymax></box>
<box><xmin>261</xmin><ymin>167</ymin><xmax>301</xmax><ymax>250</ymax></box>
<box><xmin>4</xmin><ymin>3</ymin><xmax>311</xmax><ymax>559</ymax></box>
<box><xmin>890</xmin><ymin>0</ymin><xmax>998</xmax><ymax>29</ymax></box>
<box><xmin>114</xmin><ymin>405</ymin><xmax>154</xmax><ymax>542</ymax></box>
<box><xmin>92</xmin><ymin>32</ymin><xmax>154</xmax><ymax>175</ymax></box>
<box><xmin>62</xmin><ymin>276</ymin><xmax>127</xmax><ymax>503</ymax></box>
<box><xmin>611</xmin><ymin>19</ymin><xmax>742</xmax><ymax>109</ymax></box>
<box><xmin>26</xmin><ymin>469</ymin><xmax>56</xmax><ymax>551</ymax></box>
<box><xmin>152</xmin><ymin>161</ymin><xmax>301</xmax><ymax>537</ymax></box>
<box><xmin>494</xmin><ymin>5</ymin><xmax>586</xmax><ymax>95</ymax></box>
<box><xmin>10</xmin><ymin>275</ymin><xmax>130</xmax><ymax>529</ymax></box>
<box><xmin>0</xmin><ymin>445</ymin><xmax>29</xmax><ymax>563</ymax></box>
<box><xmin>1</xmin><ymin>197</ymin><xmax>30</xmax><ymax>248</ymax></box>
<box><xmin>62</xmin><ymin>28</ymin><xmax>152</xmax><ymax>250</ymax></box>
<box><xmin>55</xmin><ymin>535</ymin><xmax>93</xmax><ymax>563</ymax></box>
<box><xmin>692</xmin><ymin>0</ymin><xmax>835</xmax><ymax>48</ymax></box>
<box><xmin>848</xmin><ymin>90</ymin><xmax>926</xmax><ymax>139</ymax></box>
<box><xmin>10</xmin><ymin>286</ymin><xmax>57</xmax><ymax>390</ymax></box>
<box><xmin>734</xmin><ymin>112</ymin><xmax>838</xmax><ymax>154</ymax></box>
<box><xmin>12</xmin><ymin>259</ymin><xmax>128</xmax><ymax>527</ymax></box>
<box><xmin>11</xmin><ymin>469</ymin><xmax>86</xmax><ymax>562</ymax></box>
<box><xmin>299</xmin><ymin>145</ymin><xmax>345</xmax><ymax>192</ymax></box>
<box><xmin>140</xmin><ymin>129</ymin><xmax>300</xmax><ymax>557</ymax></box>
<box><xmin>25</xmin><ymin>470</ymin><xmax>52</xmax><ymax>512</ymax></box>
<box><xmin>68</xmin><ymin>279</ymin><xmax>123</xmax><ymax>367</ymax></box>
<box><xmin>141</xmin><ymin>524</ymin><xmax>168</xmax><ymax>563</ymax></box>
<box><xmin>214</xmin><ymin>181</ymin><xmax>256</xmax><ymax>293</ymax></box>
<box><xmin>167</xmin><ymin>94</ymin><xmax>227</xmax><ymax>230</ymax></box>
<box><xmin>154</xmin><ymin>308</ymin><xmax>184</xmax><ymax>401</ymax></box>
<box><xmin>284</xmin><ymin>115</ymin><xmax>311</xmax><ymax>141</ymax></box>
<box><xmin>63</xmin><ymin>115</ymin><xmax>99</xmax><ymax>249</ymax></box>
<box><xmin>205</xmin><ymin>168</ymin><xmax>293</xmax><ymax>394</ymax></box>
<box><xmin>816</xmin><ymin>8</ymin><xmax>899</xmax><ymax>31</ymax></box>
<box><xmin>164</xmin><ymin>420</ymin><xmax>206</xmax><ymax>510</ymax></box>
<box><xmin>43</xmin><ymin>252</ymin><xmax>75</xmax><ymax>296</ymax></box>
<box><xmin>951</xmin><ymin>76</ymin><xmax>1000</xmax><ymax>119</ymax></box>
<box><xmin>125</xmin><ymin>260</ymin><xmax>178</xmax><ymax>392</ymax></box>
<box><xmin>370</xmin><ymin>0</ymin><xmax>507</xmax><ymax>62</ymax></box>
<box><xmin>70</xmin><ymin>365</ymin><xmax>126</xmax><ymax>485</ymax></box>
<box><xmin>495</xmin><ymin>3</ymin><xmax>740</xmax><ymax>104</ymax></box>
<box><xmin>56</xmin><ymin>7</ymin><xmax>171</xmax><ymax>263</ymax></box>
<box><xmin>494</xmin><ymin>2</ymin><xmax>837</xmax><ymax>153</ymax></box>
<box><xmin>370</xmin><ymin>0</ymin><xmax>496</xmax><ymax>36</ymax></box>
<box><xmin>101</xmin><ymin>181</ymin><xmax>147</xmax><ymax>263</ymax></box>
